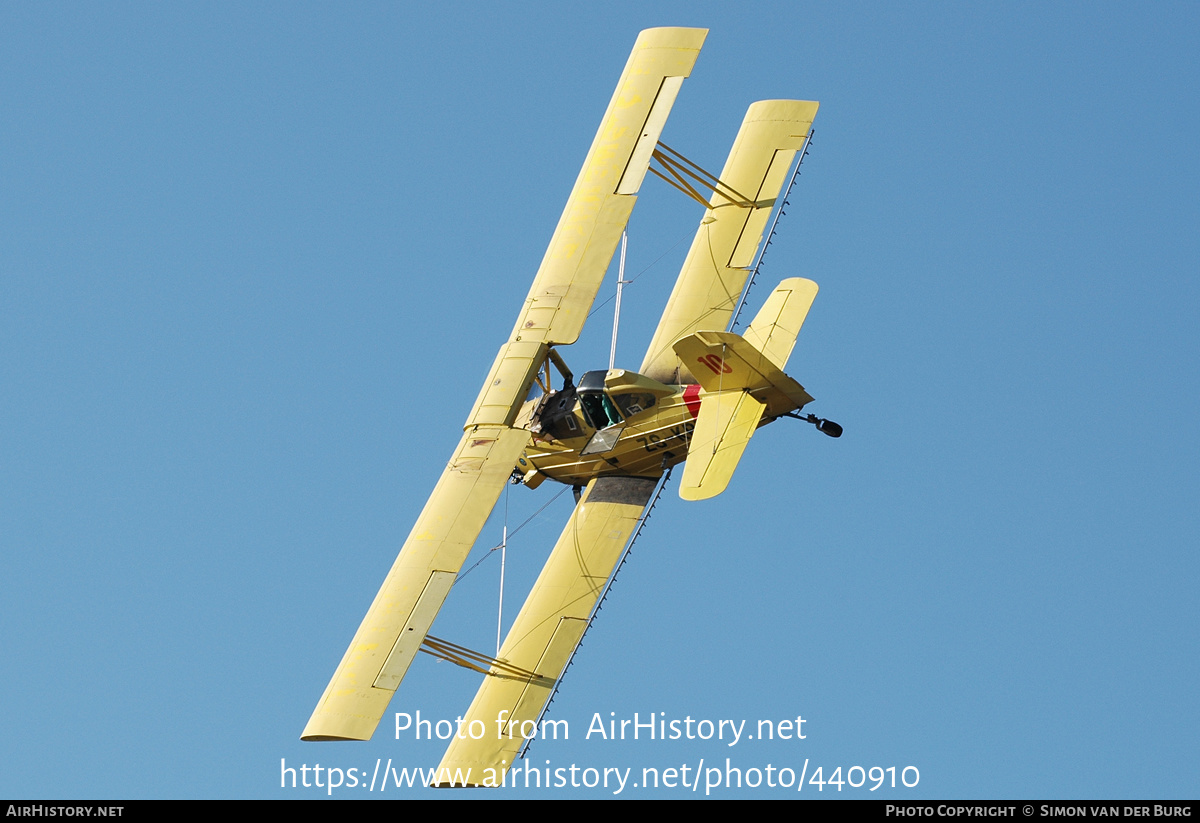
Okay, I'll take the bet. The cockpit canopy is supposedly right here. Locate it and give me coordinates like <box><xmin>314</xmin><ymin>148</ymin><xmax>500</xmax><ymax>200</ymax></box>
<box><xmin>577</xmin><ymin>370</ymin><xmax>623</xmax><ymax>428</ymax></box>
<box><xmin>576</xmin><ymin>369</ymin><xmax>670</xmax><ymax>429</ymax></box>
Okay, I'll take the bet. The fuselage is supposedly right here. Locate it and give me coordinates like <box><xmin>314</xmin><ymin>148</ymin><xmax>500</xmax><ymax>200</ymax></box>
<box><xmin>514</xmin><ymin>368</ymin><xmax>711</xmax><ymax>486</ymax></box>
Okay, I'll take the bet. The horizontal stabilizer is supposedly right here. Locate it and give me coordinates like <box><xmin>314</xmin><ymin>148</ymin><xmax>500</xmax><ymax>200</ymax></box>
<box><xmin>672</xmin><ymin>330</ymin><xmax>814</xmax><ymax>418</ymax></box>
<box><xmin>673</xmin><ymin>300</ymin><xmax>819</xmax><ymax>500</ymax></box>
<box><xmin>680</xmin><ymin>389</ymin><xmax>765</xmax><ymax>500</ymax></box>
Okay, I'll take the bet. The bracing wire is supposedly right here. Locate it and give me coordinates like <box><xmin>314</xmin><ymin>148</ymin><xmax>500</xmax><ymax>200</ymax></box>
<box><xmin>587</xmin><ymin>224</ymin><xmax>696</xmax><ymax>320</ymax></box>
<box><xmin>454</xmin><ymin>485</ymin><xmax>570</xmax><ymax>586</ymax></box>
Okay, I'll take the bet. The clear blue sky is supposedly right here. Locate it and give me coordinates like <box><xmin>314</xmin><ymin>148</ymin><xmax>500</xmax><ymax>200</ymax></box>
<box><xmin>3</xmin><ymin>1</ymin><xmax>1197</xmax><ymax>799</ymax></box>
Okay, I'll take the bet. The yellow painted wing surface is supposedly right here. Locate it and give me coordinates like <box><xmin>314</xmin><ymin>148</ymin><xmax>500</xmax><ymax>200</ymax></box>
<box><xmin>432</xmin><ymin>476</ymin><xmax>659</xmax><ymax>785</ymax></box>
<box><xmin>303</xmin><ymin>27</ymin><xmax>706</xmax><ymax>743</ymax></box>
<box><xmin>302</xmin><ymin>427</ymin><xmax>530</xmax><ymax>740</ymax></box>
<box><xmin>641</xmin><ymin>100</ymin><xmax>818</xmax><ymax>384</ymax></box>
<box><xmin>511</xmin><ymin>27</ymin><xmax>706</xmax><ymax>348</ymax></box>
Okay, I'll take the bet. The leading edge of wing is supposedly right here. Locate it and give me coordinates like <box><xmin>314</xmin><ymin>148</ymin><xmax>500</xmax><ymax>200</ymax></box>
<box><xmin>510</xmin><ymin>27</ymin><xmax>707</xmax><ymax>349</ymax></box>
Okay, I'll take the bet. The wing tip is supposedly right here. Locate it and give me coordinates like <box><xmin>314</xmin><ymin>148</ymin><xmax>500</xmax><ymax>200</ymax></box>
<box><xmin>744</xmin><ymin>99</ymin><xmax>821</xmax><ymax>123</ymax></box>
<box><xmin>679</xmin><ymin>482</ymin><xmax>725</xmax><ymax>501</ymax></box>
<box><xmin>634</xmin><ymin>26</ymin><xmax>709</xmax><ymax>51</ymax></box>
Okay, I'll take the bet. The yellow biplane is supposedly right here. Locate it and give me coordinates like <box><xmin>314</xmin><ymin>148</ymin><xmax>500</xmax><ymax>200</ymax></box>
<box><xmin>302</xmin><ymin>27</ymin><xmax>840</xmax><ymax>786</ymax></box>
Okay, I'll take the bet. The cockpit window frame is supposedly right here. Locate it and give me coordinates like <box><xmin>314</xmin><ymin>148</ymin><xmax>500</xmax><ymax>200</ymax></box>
<box><xmin>578</xmin><ymin>390</ymin><xmax>623</xmax><ymax>430</ymax></box>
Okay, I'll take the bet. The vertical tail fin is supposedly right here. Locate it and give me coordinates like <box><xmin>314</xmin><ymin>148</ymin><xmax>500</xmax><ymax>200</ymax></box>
<box><xmin>743</xmin><ymin>277</ymin><xmax>818</xmax><ymax>371</ymax></box>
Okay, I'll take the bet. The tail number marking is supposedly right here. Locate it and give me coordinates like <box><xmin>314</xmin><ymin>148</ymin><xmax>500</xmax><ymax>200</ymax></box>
<box><xmin>636</xmin><ymin>423</ymin><xmax>694</xmax><ymax>453</ymax></box>
<box><xmin>697</xmin><ymin>354</ymin><xmax>732</xmax><ymax>375</ymax></box>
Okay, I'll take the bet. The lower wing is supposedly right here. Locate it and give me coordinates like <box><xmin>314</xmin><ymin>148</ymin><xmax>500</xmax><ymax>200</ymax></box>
<box><xmin>432</xmin><ymin>475</ymin><xmax>660</xmax><ymax>785</ymax></box>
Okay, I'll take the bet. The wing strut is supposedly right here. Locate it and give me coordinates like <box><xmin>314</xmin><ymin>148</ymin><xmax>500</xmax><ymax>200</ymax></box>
<box><xmin>419</xmin><ymin>635</ymin><xmax>542</xmax><ymax>681</ymax></box>
<box><xmin>649</xmin><ymin>142</ymin><xmax>758</xmax><ymax>209</ymax></box>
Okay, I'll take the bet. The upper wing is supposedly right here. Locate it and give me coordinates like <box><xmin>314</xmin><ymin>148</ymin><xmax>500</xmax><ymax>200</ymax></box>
<box><xmin>302</xmin><ymin>27</ymin><xmax>705</xmax><ymax>742</ymax></box>
<box><xmin>640</xmin><ymin>100</ymin><xmax>818</xmax><ymax>384</ymax></box>
<box><xmin>511</xmin><ymin>27</ymin><xmax>707</xmax><ymax>348</ymax></box>
<box><xmin>432</xmin><ymin>476</ymin><xmax>660</xmax><ymax>784</ymax></box>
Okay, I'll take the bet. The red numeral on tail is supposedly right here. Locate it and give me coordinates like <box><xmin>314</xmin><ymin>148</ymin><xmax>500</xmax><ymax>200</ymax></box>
<box><xmin>697</xmin><ymin>354</ymin><xmax>731</xmax><ymax>375</ymax></box>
